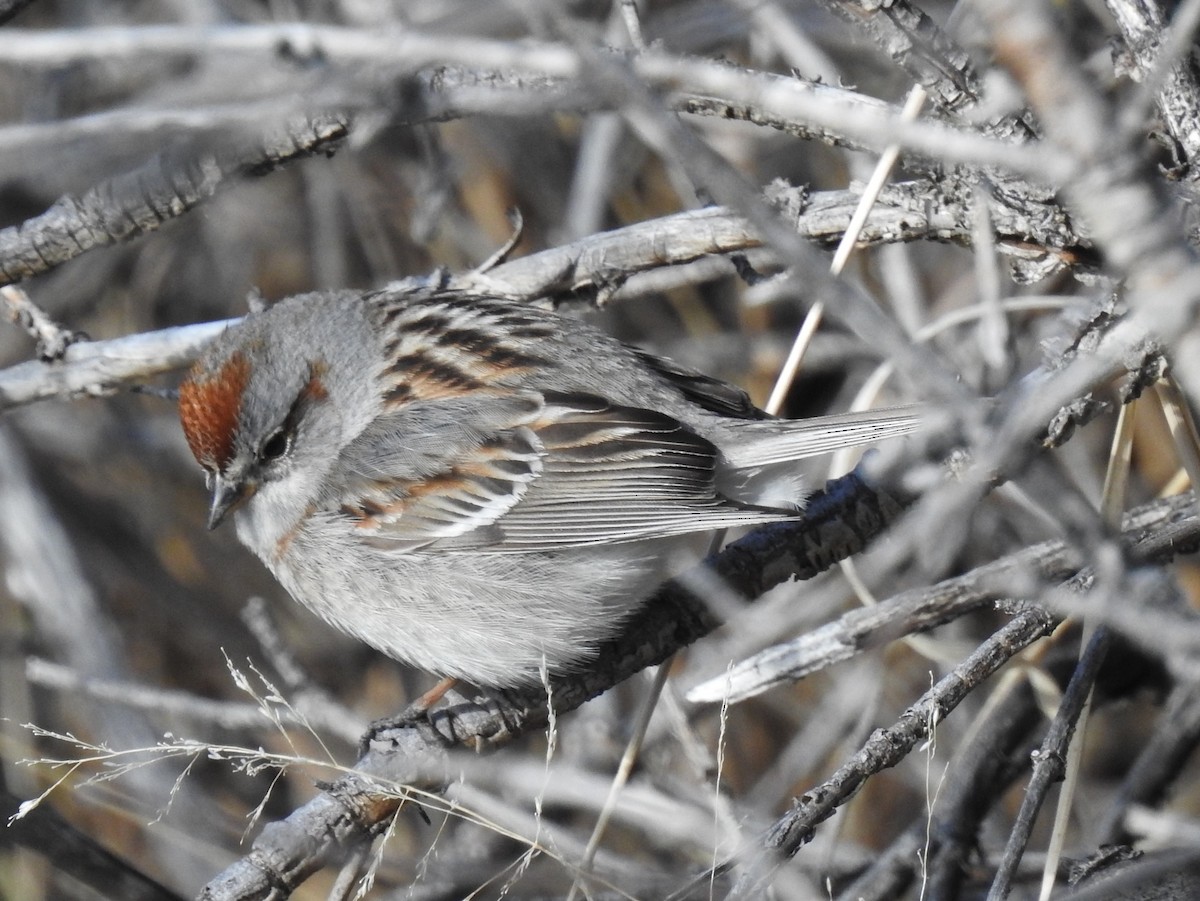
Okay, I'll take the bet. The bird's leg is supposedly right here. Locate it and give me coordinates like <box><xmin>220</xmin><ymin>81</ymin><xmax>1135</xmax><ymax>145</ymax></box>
<box><xmin>358</xmin><ymin>677</ymin><xmax>461</xmax><ymax>755</ymax></box>
<box><xmin>407</xmin><ymin>676</ymin><xmax>459</xmax><ymax>715</ymax></box>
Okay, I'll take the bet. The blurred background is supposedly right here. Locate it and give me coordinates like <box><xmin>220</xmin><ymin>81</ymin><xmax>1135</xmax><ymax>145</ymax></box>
<box><xmin>0</xmin><ymin>1</ymin><xmax>1196</xmax><ymax>899</ymax></box>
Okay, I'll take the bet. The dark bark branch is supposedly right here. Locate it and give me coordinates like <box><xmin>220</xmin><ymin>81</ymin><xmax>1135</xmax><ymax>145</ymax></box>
<box><xmin>833</xmin><ymin>682</ymin><xmax>1041</xmax><ymax>900</ymax></box>
<box><xmin>705</xmin><ymin>489</ymin><xmax>1200</xmax><ymax>897</ymax></box>
<box><xmin>986</xmin><ymin>626</ymin><xmax>1113</xmax><ymax>900</ymax></box>
<box><xmin>723</xmin><ymin>606</ymin><xmax>1058</xmax><ymax>899</ymax></box>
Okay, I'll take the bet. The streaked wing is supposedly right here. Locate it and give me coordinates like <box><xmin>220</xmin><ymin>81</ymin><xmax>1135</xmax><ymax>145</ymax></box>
<box><xmin>338</xmin><ymin>421</ymin><xmax>545</xmax><ymax>551</ymax></box>
<box><xmin>488</xmin><ymin>395</ymin><xmax>790</xmax><ymax>549</ymax></box>
<box><xmin>344</xmin><ymin>392</ymin><xmax>792</xmax><ymax>553</ymax></box>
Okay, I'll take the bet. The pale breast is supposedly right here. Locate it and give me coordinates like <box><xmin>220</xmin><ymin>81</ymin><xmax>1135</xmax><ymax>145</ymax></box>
<box><xmin>267</xmin><ymin>518</ymin><xmax>691</xmax><ymax>687</ymax></box>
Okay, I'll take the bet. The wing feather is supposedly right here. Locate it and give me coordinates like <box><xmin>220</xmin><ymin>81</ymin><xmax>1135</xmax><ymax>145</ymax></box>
<box><xmin>343</xmin><ymin>428</ymin><xmax>544</xmax><ymax>549</ymax></box>
<box><xmin>338</xmin><ymin>392</ymin><xmax>792</xmax><ymax>553</ymax></box>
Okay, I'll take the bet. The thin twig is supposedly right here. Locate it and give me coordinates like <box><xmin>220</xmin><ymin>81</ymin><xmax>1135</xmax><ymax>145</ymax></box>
<box><xmin>0</xmin><ymin>285</ymin><xmax>82</xmax><ymax>360</ymax></box>
<box><xmin>724</xmin><ymin>607</ymin><xmax>1059</xmax><ymax>899</ymax></box>
<box><xmin>986</xmin><ymin>627</ymin><xmax>1113</xmax><ymax>901</ymax></box>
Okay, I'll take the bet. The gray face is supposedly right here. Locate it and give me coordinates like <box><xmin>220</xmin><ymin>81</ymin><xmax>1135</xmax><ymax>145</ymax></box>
<box><xmin>179</xmin><ymin>291</ymin><xmax>379</xmax><ymax>526</ymax></box>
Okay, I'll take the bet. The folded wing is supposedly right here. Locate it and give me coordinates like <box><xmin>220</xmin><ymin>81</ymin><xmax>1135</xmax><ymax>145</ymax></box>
<box><xmin>337</xmin><ymin>392</ymin><xmax>793</xmax><ymax>552</ymax></box>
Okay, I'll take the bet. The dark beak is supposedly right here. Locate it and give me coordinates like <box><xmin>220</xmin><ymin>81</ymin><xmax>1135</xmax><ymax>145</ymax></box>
<box><xmin>207</xmin><ymin>475</ymin><xmax>255</xmax><ymax>530</ymax></box>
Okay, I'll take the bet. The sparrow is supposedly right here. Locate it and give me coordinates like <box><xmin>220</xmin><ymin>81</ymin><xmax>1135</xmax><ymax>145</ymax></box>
<box><xmin>178</xmin><ymin>285</ymin><xmax>918</xmax><ymax>689</ymax></box>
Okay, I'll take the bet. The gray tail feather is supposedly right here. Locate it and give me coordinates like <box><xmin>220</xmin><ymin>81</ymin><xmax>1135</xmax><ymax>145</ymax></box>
<box><xmin>723</xmin><ymin>404</ymin><xmax>925</xmax><ymax>469</ymax></box>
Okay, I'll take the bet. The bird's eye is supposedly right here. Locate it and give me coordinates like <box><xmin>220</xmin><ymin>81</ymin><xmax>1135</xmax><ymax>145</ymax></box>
<box><xmin>260</xmin><ymin>429</ymin><xmax>291</xmax><ymax>462</ymax></box>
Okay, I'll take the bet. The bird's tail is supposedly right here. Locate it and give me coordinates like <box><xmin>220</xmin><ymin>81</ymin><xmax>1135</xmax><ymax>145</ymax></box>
<box><xmin>721</xmin><ymin>404</ymin><xmax>925</xmax><ymax>469</ymax></box>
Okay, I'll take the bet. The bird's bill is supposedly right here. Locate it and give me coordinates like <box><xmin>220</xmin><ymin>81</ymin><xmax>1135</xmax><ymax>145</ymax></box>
<box><xmin>207</xmin><ymin>475</ymin><xmax>255</xmax><ymax>530</ymax></box>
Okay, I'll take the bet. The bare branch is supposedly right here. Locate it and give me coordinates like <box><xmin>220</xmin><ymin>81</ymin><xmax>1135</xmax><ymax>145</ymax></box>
<box><xmin>1</xmin><ymin>284</ymin><xmax>82</xmax><ymax>359</ymax></box>
<box><xmin>1106</xmin><ymin>0</ymin><xmax>1200</xmax><ymax>175</ymax></box>
<box><xmin>0</xmin><ymin>320</ymin><xmax>229</xmax><ymax>410</ymax></box>
<box><xmin>724</xmin><ymin>606</ymin><xmax>1058</xmax><ymax>899</ymax></box>
<box><xmin>0</xmin><ymin>114</ymin><xmax>348</xmax><ymax>287</ymax></box>
<box><xmin>1</xmin><ymin>25</ymin><xmax>1067</xmax><ymax>179</ymax></box>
